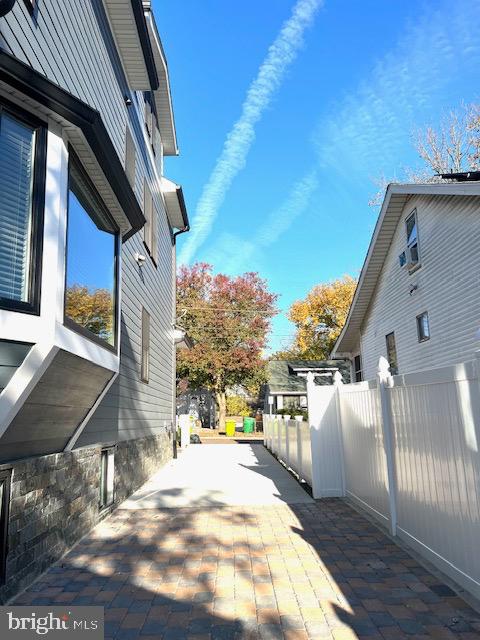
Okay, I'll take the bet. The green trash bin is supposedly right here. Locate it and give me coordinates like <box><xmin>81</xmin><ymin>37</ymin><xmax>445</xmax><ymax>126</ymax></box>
<box><xmin>225</xmin><ymin>419</ymin><xmax>236</xmax><ymax>437</ymax></box>
<box><xmin>243</xmin><ymin>417</ymin><xmax>255</xmax><ymax>434</ymax></box>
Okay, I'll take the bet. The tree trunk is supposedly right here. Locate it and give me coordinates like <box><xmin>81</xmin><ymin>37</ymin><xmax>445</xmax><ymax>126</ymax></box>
<box><xmin>216</xmin><ymin>391</ymin><xmax>226</xmax><ymax>432</ymax></box>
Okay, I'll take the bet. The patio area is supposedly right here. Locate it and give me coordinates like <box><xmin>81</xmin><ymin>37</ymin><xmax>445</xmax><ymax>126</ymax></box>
<box><xmin>13</xmin><ymin>444</ymin><xmax>480</xmax><ymax>639</ymax></box>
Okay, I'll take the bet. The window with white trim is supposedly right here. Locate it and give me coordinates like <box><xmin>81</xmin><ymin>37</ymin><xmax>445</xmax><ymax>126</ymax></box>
<box><xmin>405</xmin><ymin>209</ymin><xmax>419</xmax><ymax>267</ymax></box>
<box><xmin>416</xmin><ymin>311</ymin><xmax>430</xmax><ymax>342</ymax></box>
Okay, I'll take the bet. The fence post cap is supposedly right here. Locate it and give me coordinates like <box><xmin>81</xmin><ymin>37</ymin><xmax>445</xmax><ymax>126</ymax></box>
<box><xmin>333</xmin><ymin>370</ymin><xmax>344</xmax><ymax>386</ymax></box>
<box><xmin>377</xmin><ymin>356</ymin><xmax>391</xmax><ymax>380</ymax></box>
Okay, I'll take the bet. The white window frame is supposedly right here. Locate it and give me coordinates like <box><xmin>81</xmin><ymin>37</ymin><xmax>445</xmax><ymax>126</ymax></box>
<box><xmin>416</xmin><ymin>311</ymin><xmax>430</xmax><ymax>343</ymax></box>
<box><xmin>405</xmin><ymin>209</ymin><xmax>420</xmax><ymax>270</ymax></box>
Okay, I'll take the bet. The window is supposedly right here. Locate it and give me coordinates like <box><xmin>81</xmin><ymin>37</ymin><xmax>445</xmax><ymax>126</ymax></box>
<box><xmin>153</xmin><ymin>127</ymin><xmax>163</xmax><ymax>177</ymax></box>
<box><xmin>0</xmin><ymin>103</ymin><xmax>46</xmax><ymax>314</ymax></box>
<box><xmin>141</xmin><ymin>308</ymin><xmax>150</xmax><ymax>383</ymax></box>
<box><xmin>144</xmin><ymin>96</ymin><xmax>153</xmax><ymax>139</ymax></box>
<box><xmin>99</xmin><ymin>447</ymin><xmax>114</xmax><ymax>509</ymax></box>
<box><xmin>385</xmin><ymin>332</ymin><xmax>398</xmax><ymax>375</ymax></box>
<box><xmin>65</xmin><ymin>152</ymin><xmax>119</xmax><ymax>348</ymax></box>
<box><xmin>416</xmin><ymin>311</ymin><xmax>430</xmax><ymax>342</ymax></box>
<box><xmin>143</xmin><ymin>180</ymin><xmax>157</xmax><ymax>263</ymax></box>
<box><xmin>406</xmin><ymin>209</ymin><xmax>419</xmax><ymax>266</ymax></box>
<box><xmin>0</xmin><ymin>470</ymin><xmax>11</xmax><ymax>585</ymax></box>
<box><xmin>353</xmin><ymin>354</ymin><xmax>362</xmax><ymax>382</ymax></box>
<box><xmin>125</xmin><ymin>128</ymin><xmax>136</xmax><ymax>188</ymax></box>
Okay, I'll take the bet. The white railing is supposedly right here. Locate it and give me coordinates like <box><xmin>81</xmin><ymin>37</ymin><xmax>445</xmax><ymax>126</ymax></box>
<box><xmin>263</xmin><ymin>354</ymin><xmax>480</xmax><ymax>600</ymax></box>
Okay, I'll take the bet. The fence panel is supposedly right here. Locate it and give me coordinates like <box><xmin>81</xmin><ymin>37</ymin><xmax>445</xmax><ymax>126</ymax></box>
<box><xmin>279</xmin><ymin>419</ymin><xmax>287</xmax><ymax>460</ymax></box>
<box><xmin>390</xmin><ymin>360</ymin><xmax>480</xmax><ymax>598</ymax></box>
<box><xmin>298</xmin><ymin>420</ymin><xmax>313</xmax><ymax>484</ymax></box>
<box><xmin>339</xmin><ymin>380</ymin><xmax>390</xmax><ymax>523</ymax></box>
<box><xmin>286</xmin><ymin>420</ymin><xmax>299</xmax><ymax>474</ymax></box>
<box><xmin>308</xmin><ymin>385</ymin><xmax>344</xmax><ymax>498</ymax></box>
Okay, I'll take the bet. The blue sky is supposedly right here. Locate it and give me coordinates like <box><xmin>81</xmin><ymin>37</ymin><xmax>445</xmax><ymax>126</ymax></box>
<box><xmin>155</xmin><ymin>0</ymin><xmax>480</xmax><ymax>352</ymax></box>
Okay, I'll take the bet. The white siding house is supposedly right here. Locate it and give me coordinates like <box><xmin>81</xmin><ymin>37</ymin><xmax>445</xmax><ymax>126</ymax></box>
<box><xmin>332</xmin><ymin>181</ymin><xmax>480</xmax><ymax>380</ymax></box>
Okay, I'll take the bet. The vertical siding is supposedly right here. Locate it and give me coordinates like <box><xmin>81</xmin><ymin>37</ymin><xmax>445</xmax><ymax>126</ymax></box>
<box><xmin>389</xmin><ymin>364</ymin><xmax>480</xmax><ymax>597</ymax></box>
<box><xmin>1</xmin><ymin>2</ymin><xmax>176</xmax><ymax>443</ymax></box>
<box><xmin>339</xmin><ymin>381</ymin><xmax>389</xmax><ymax>522</ymax></box>
<box><xmin>360</xmin><ymin>194</ymin><xmax>480</xmax><ymax>379</ymax></box>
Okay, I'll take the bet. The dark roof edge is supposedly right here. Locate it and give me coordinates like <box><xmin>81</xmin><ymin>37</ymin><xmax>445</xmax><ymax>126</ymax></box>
<box><xmin>439</xmin><ymin>171</ymin><xmax>480</xmax><ymax>182</ymax></box>
<box><xmin>131</xmin><ymin>0</ymin><xmax>159</xmax><ymax>90</ymax></box>
<box><xmin>176</xmin><ymin>185</ymin><xmax>190</xmax><ymax>230</ymax></box>
<box><xmin>0</xmin><ymin>50</ymin><xmax>145</xmax><ymax>239</ymax></box>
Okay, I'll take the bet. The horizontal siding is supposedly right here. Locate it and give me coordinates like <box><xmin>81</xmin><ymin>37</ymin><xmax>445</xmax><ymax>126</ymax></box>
<box><xmin>1</xmin><ymin>2</ymin><xmax>176</xmax><ymax>445</ymax></box>
<box><xmin>360</xmin><ymin>194</ymin><xmax>480</xmax><ymax>379</ymax></box>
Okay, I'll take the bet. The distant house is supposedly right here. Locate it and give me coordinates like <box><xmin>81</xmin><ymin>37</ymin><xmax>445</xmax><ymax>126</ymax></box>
<box><xmin>332</xmin><ymin>178</ymin><xmax>480</xmax><ymax>380</ymax></box>
<box><xmin>263</xmin><ymin>360</ymin><xmax>350</xmax><ymax>414</ymax></box>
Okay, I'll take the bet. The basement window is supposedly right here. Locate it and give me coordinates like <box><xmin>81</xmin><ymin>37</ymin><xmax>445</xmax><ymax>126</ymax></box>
<box><xmin>0</xmin><ymin>470</ymin><xmax>11</xmax><ymax>585</ymax></box>
<box><xmin>416</xmin><ymin>311</ymin><xmax>430</xmax><ymax>342</ymax></box>
<box><xmin>99</xmin><ymin>447</ymin><xmax>115</xmax><ymax>509</ymax></box>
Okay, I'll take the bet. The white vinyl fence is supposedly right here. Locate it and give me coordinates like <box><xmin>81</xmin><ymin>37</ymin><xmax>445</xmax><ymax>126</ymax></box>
<box><xmin>263</xmin><ymin>355</ymin><xmax>480</xmax><ymax>600</ymax></box>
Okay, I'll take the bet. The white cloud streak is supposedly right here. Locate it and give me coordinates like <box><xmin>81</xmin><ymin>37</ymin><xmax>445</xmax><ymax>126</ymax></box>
<box><xmin>179</xmin><ymin>0</ymin><xmax>322</xmax><ymax>265</ymax></box>
<box><xmin>315</xmin><ymin>0</ymin><xmax>480</xmax><ymax>181</ymax></box>
<box><xmin>204</xmin><ymin>168</ymin><xmax>318</xmax><ymax>274</ymax></box>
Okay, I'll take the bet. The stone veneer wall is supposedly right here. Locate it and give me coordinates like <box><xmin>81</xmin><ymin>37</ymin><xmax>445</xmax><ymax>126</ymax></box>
<box><xmin>0</xmin><ymin>432</ymin><xmax>171</xmax><ymax>603</ymax></box>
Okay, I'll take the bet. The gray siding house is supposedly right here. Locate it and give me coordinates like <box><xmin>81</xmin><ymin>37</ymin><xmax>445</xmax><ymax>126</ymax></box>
<box><xmin>332</xmin><ymin>179</ymin><xmax>480</xmax><ymax>380</ymax></box>
<box><xmin>0</xmin><ymin>0</ymin><xmax>188</xmax><ymax>600</ymax></box>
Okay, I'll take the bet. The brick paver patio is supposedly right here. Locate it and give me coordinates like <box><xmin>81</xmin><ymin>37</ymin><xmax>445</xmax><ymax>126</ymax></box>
<box><xmin>12</xmin><ymin>447</ymin><xmax>480</xmax><ymax>639</ymax></box>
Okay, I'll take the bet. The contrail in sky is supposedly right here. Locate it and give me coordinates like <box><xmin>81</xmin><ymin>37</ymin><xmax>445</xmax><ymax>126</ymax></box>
<box><xmin>179</xmin><ymin>0</ymin><xmax>323</xmax><ymax>265</ymax></box>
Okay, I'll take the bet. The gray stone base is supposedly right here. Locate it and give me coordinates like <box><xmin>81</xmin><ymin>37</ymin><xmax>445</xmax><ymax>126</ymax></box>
<box><xmin>0</xmin><ymin>432</ymin><xmax>172</xmax><ymax>603</ymax></box>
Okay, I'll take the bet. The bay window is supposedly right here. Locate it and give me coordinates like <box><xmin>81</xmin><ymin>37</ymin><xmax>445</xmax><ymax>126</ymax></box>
<box><xmin>0</xmin><ymin>102</ymin><xmax>46</xmax><ymax>313</ymax></box>
<box><xmin>65</xmin><ymin>152</ymin><xmax>119</xmax><ymax>348</ymax></box>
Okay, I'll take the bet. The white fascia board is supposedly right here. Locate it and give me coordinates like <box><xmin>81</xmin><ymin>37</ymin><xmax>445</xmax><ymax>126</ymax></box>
<box><xmin>103</xmin><ymin>0</ymin><xmax>151</xmax><ymax>90</ymax></box>
<box><xmin>144</xmin><ymin>10</ymin><xmax>178</xmax><ymax>155</ymax></box>
<box><xmin>162</xmin><ymin>177</ymin><xmax>188</xmax><ymax>230</ymax></box>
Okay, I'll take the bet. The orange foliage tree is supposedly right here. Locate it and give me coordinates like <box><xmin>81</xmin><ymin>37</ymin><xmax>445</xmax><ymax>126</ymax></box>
<box><xmin>65</xmin><ymin>284</ymin><xmax>114</xmax><ymax>342</ymax></box>
<box><xmin>282</xmin><ymin>275</ymin><xmax>357</xmax><ymax>360</ymax></box>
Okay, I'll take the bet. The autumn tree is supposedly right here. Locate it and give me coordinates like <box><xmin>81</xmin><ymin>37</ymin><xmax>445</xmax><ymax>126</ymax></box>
<box><xmin>278</xmin><ymin>275</ymin><xmax>357</xmax><ymax>360</ymax></box>
<box><xmin>65</xmin><ymin>284</ymin><xmax>114</xmax><ymax>342</ymax></box>
<box><xmin>176</xmin><ymin>263</ymin><xmax>277</xmax><ymax>429</ymax></box>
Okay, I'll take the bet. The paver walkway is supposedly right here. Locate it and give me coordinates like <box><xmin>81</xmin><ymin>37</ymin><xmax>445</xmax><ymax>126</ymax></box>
<box><xmin>14</xmin><ymin>444</ymin><xmax>480</xmax><ymax>639</ymax></box>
